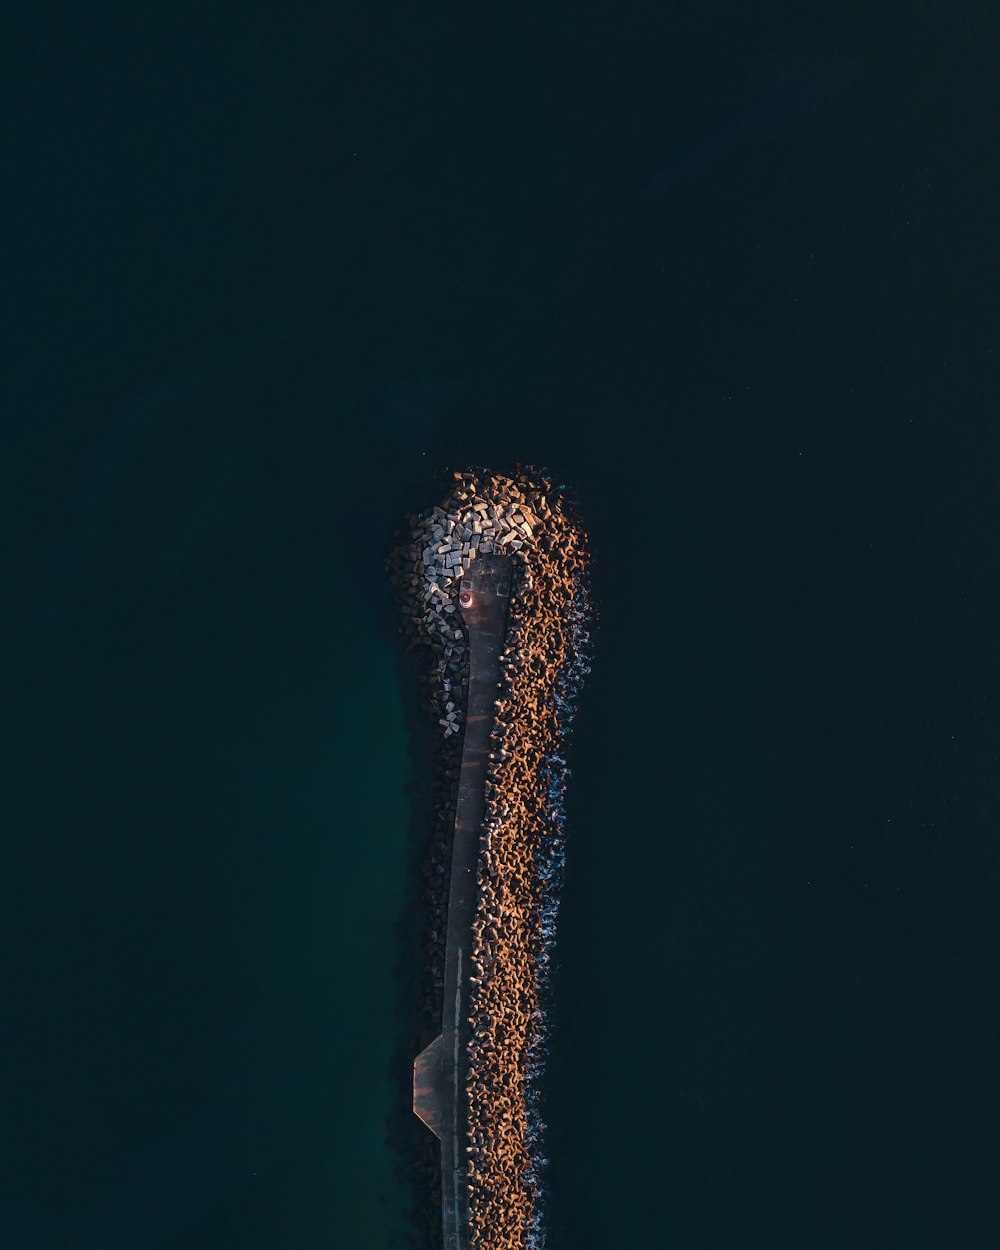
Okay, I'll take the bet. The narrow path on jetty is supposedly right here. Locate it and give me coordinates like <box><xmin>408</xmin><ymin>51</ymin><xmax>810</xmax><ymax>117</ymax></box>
<box><xmin>413</xmin><ymin>553</ymin><xmax>513</xmax><ymax>1250</ymax></box>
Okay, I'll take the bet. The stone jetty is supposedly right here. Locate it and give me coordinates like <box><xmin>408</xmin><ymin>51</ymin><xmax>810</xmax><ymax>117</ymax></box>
<box><xmin>389</xmin><ymin>468</ymin><xmax>592</xmax><ymax>1250</ymax></box>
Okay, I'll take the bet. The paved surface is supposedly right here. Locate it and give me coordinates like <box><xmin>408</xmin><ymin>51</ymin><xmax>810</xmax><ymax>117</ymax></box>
<box><xmin>413</xmin><ymin>553</ymin><xmax>513</xmax><ymax>1250</ymax></box>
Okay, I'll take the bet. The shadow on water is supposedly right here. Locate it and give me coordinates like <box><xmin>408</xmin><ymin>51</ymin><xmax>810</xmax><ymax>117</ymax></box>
<box><xmin>379</xmin><ymin>463</ymin><xmax>467</xmax><ymax>1250</ymax></box>
<box><xmin>382</xmin><ymin>642</ymin><xmax>446</xmax><ymax>1250</ymax></box>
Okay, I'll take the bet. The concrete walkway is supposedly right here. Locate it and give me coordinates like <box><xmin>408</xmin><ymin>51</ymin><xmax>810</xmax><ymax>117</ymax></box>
<box><xmin>413</xmin><ymin>553</ymin><xmax>513</xmax><ymax>1250</ymax></box>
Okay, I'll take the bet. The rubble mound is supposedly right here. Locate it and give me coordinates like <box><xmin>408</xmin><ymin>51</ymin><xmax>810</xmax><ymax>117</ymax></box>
<box><xmin>391</xmin><ymin>467</ymin><xmax>593</xmax><ymax>1249</ymax></box>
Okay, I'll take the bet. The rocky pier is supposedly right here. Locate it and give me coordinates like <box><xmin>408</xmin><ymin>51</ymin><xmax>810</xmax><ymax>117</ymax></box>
<box><xmin>389</xmin><ymin>468</ymin><xmax>592</xmax><ymax>1250</ymax></box>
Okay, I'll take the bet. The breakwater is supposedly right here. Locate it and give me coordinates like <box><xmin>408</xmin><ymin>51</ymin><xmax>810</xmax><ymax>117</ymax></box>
<box><xmin>390</xmin><ymin>469</ymin><xmax>592</xmax><ymax>1249</ymax></box>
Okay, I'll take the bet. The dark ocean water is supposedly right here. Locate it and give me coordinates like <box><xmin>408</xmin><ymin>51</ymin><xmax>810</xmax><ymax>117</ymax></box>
<box><xmin>3</xmin><ymin>4</ymin><xmax>999</xmax><ymax>1248</ymax></box>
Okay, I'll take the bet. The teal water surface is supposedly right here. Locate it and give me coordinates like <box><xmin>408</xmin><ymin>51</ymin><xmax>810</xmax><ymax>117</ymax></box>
<box><xmin>5</xmin><ymin>442</ymin><xmax>415</xmax><ymax>1246</ymax></box>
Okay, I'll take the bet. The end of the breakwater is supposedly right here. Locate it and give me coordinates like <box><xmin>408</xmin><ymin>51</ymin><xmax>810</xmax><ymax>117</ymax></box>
<box><xmin>389</xmin><ymin>468</ymin><xmax>592</xmax><ymax>1250</ymax></box>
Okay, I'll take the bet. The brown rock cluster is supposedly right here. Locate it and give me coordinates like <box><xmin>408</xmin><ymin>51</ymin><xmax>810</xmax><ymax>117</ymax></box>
<box><xmin>466</xmin><ymin>497</ymin><xmax>589</xmax><ymax>1247</ymax></box>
